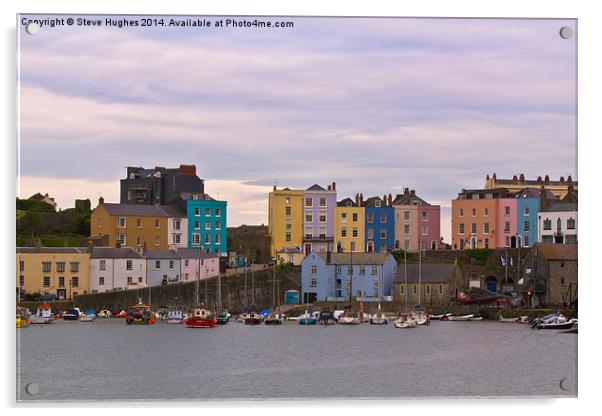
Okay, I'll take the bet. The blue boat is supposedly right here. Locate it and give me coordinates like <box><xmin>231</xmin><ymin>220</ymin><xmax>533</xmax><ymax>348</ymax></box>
<box><xmin>297</xmin><ymin>310</ymin><xmax>318</xmax><ymax>325</ymax></box>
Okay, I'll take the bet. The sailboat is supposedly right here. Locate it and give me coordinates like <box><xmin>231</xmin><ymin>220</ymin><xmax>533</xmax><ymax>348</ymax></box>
<box><xmin>186</xmin><ymin>246</ymin><xmax>217</xmax><ymax>328</ymax></box>
<box><xmin>338</xmin><ymin>249</ymin><xmax>361</xmax><ymax>325</ymax></box>
<box><xmin>394</xmin><ymin>249</ymin><xmax>418</xmax><ymax>329</ymax></box>
<box><xmin>369</xmin><ymin>303</ymin><xmax>388</xmax><ymax>325</ymax></box>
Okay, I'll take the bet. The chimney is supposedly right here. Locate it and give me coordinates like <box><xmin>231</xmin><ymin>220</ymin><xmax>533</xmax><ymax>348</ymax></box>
<box><xmin>410</xmin><ymin>189</ymin><xmax>416</xmax><ymax>197</ymax></box>
<box><xmin>560</xmin><ymin>176</ymin><xmax>565</xmax><ymax>183</ymax></box>
<box><xmin>537</xmin><ymin>176</ymin><xmax>542</xmax><ymax>183</ymax></box>
<box><xmin>383</xmin><ymin>195</ymin><xmax>387</xmax><ymax>205</ymax></box>
<box><xmin>355</xmin><ymin>193</ymin><xmax>359</xmax><ymax>205</ymax></box>
<box><xmin>544</xmin><ymin>175</ymin><xmax>550</xmax><ymax>184</ymax></box>
<box><xmin>327</xmin><ymin>185</ymin><xmax>332</xmax><ymax>191</ymax></box>
<box><xmin>567</xmin><ymin>175</ymin><xmax>572</xmax><ymax>183</ymax></box>
<box><xmin>493</xmin><ymin>173</ymin><xmax>497</xmax><ymax>180</ymax></box>
<box><xmin>519</xmin><ymin>173</ymin><xmax>525</xmax><ymax>184</ymax></box>
<box><xmin>486</xmin><ymin>173</ymin><xmax>490</xmax><ymax>180</ymax></box>
<box><xmin>404</xmin><ymin>187</ymin><xmax>409</xmax><ymax>195</ymax></box>
<box><xmin>178</xmin><ymin>164</ymin><xmax>196</xmax><ymax>175</ymax></box>
<box><xmin>98</xmin><ymin>196</ymin><xmax>104</xmax><ymax>205</ymax></box>
<box><xmin>388</xmin><ymin>193</ymin><xmax>392</xmax><ymax>206</ymax></box>
<box><xmin>273</xmin><ymin>185</ymin><xmax>276</xmax><ymax>191</ymax></box>
<box><xmin>512</xmin><ymin>175</ymin><xmax>518</xmax><ymax>182</ymax></box>
<box><xmin>360</xmin><ymin>193</ymin><xmax>364</xmax><ymax>205</ymax></box>
<box><xmin>332</xmin><ymin>182</ymin><xmax>336</xmax><ymax>191</ymax></box>
<box><xmin>539</xmin><ymin>186</ymin><xmax>548</xmax><ymax>212</ymax></box>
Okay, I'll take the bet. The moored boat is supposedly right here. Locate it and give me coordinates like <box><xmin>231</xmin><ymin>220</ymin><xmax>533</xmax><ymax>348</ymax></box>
<box><xmin>411</xmin><ymin>305</ymin><xmax>430</xmax><ymax>326</ymax></box>
<box><xmin>447</xmin><ymin>314</ymin><xmax>474</xmax><ymax>321</ymax></box>
<box><xmin>264</xmin><ymin>313</ymin><xmax>284</xmax><ymax>325</ymax></box>
<box><xmin>369</xmin><ymin>311</ymin><xmax>388</xmax><ymax>325</ymax></box>
<box><xmin>16</xmin><ymin>307</ymin><xmax>30</xmax><ymax>328</ymax></box>
<box><xmin>244</xmin><ymin>313</ymin><xmax>262</xmax><ymax>325</ymax></box>
<box><xmin>217</xmin><ymin>310</ymin><xmax>230</xmax><ymax>325</ymax></box>
<box><xmin>297</xmin><ymin>311</ymin><xmax>318</xmax><ymax>325</ymax></box>
<box><xmin>237</xmin><ymin>313</ymin><xmax>250</xmax><ymax>323</ymax></box>
<box><xmin>62</xmin><ymin>307</ymin><xmax>81</xmax><ymax>321</ymax></box>
<box><xmin>430</xmin><ymin>313</ymin><xmax>451</xmax><ymax>320</ymax></box>
<box><xmin>394</xmin><ymin>314</ymin><xmax>417</xmax><ymax>328</ymax></box>
<box><xmin>318</xmin><ymin>310</ymin><xmax>337</xmax><ymax>325</ymax></box>
<box><xmin>30</xmin><ymin>304</ymin><xmax>53</xmax><ymax>324</ymax></box>
<box><xmin>166</xmin><ymin>307</ymin><xmax>184</xmax><ymax>324</ymax></box>
<box><xmin>186</xmin><ymin>308</ymin><xmax>217</xmax><ymax>328</ymax></box>
<box><xmin>338</xmin><ymin>311</ymin><xmax>361</xmax><ymax>325</ymax></box>
<box><xmin>125</xmin><ymin>304</ymin><xmax>156</xmax><ymax>325</ymax></box>
<box><xmin>98</xmin><ymin>309</ymin><xmax>112</xmax><ymax>318</ymax></box>
<box><xmin>535</xmin><ymin>316</ymin><xmax>577</xmax><ymax>330</ymax></box>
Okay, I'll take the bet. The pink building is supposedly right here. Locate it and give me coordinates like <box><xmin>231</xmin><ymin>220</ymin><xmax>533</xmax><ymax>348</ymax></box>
<box><xmin>496</xmin><ymin>198</ymin><xmax>518</xmax><ymax>248</ymax></box>
<box><xmin>392</xmin><ymin>188</ymin><xmax>441</xmax><ymax>251</ymax></box>
<box><xmin>418</xmin><ymin>204</ymin><xmax>441</xmax><ymax>250</ymax></box>
<box><xmin>177</xmin><ymin>249</ymin><xmax>220</xmax><ymax>282</ymax></box>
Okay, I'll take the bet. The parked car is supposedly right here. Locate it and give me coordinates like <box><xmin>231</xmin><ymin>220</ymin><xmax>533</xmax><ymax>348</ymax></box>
<box><xmin>34</xmin><ymin>293</ymin><xmax>59</xmax><ymax>302</ymax></box>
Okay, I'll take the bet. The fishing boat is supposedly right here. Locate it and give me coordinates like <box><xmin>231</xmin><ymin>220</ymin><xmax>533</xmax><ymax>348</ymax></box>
<box><xmin>98</xmin><ymin>309</ymin><xmax>112</xmax><ymax>318</ymax></box>
<box><xmin>30</xmin><ymin>304</ymin><xmax>53</xmax><ymax>324</ymax></box>
<box><xmin>16</xmin><ymin>307</ymin><xmax>30</xmax><ymax>328</ymax></box>
<box><xmin>318</xmin><ymin>310</ymin><xmax>337</xmax><ymax>325</ymax></box>
<box><xmin>297</xmin><ymin>310</ymin><xmax>318</xmax><ymax>325</ymax></box>
<box><xmin>394</xmin><ymin>313</ymin><xmax>417</xmax><ymax>328</ymax></box>
<box><xmin>62</xmin><ymin>307</ymin><xmax>81</xmax><ymax>321</ymax></box>
<box><xmin>186</xmin><ymin>308</ymin><xmax>217</xmax><ymax>328</ymax></box>
<box><xmin>80</xmin><ymin>309</ymin><xmax>97</xmax><ymax>322</ymax></box>
<box><xmin>430</xmin><ymin>313</ymin><xmax>451</xmax><ymax>320</ymax></box>
<box><xmin>125</xmin><ymin>304</ymin><xmax>156</xmax><ymax>325</ymax></box>
<box><xmin>166</xmin><ymin>307</ymin><xmax>184</xmax><ymax>324</ymax></box>
<box><xmin>244</xmin><ymin>312</ymin><xmax>262</xmax><ymax>325</ymax></box>
<box><xmin>264</xmin><ymin>313</ymin><xmax>284</xmax><ymax>325</ymax></box>
<box><xmin>535</xmin><ymin>316</ymin><xmax>577</xmax><ymax>330</ymax></box>
<box><xmin>530</xmin><ymin>312</ymin><xmax>562</xmax><ymax>328</ymax></box>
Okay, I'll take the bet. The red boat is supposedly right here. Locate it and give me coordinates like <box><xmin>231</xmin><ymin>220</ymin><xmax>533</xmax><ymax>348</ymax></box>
<box><xmin>186</xmin><ymin>308</ymin><xmax>217</xmax><ymax>328</ymax></box>
<box><xmin>244</xmin><ymin>313</ymin><xmax>262</xmax><ymax>325</ymax></box>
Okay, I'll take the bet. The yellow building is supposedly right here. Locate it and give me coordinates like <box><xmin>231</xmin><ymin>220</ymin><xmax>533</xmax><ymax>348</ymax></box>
<box><xmin>485</xmin><ymin>173</ymin><xmax>577</xmax><ymax>199</ymax></box>
<box><xmin>334</xmin><ymin>198</ymin><xmax>365</xmax><ymax>253</ymax></box>
<box><xmin>16</xmin><ymin>247</ymin><xmax>90</xmax><ymax>300</ymax></box>
<box><xmin>90</xmin><ymin>198</ymin><xmax>186</xmax><ymax>253</ymax></box>
<box><xmin>268</xmin><ymin>187</ymin><xmax>303</xmax><ymax>258</ymax></box>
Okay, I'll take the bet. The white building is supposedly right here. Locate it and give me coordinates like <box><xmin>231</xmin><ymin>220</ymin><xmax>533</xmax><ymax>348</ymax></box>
<box><xmin>537</xmin><ymin>203</ymin><xmax>577</xmax><ymax>244</ymax></box>
<box><xmin>168</xmin><ymin>216</ymin><xmax>188</xmax><ymax>249</ymax></box>
<box><xmin>89</xmin><ymin>247</ymin><xmax>147</xmax><ymax>293</ymax></box>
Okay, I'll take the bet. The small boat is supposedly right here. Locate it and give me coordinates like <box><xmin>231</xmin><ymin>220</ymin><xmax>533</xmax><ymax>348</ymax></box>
<box><xmin>499</xmin><ymin>315</ymin><xmax>520</xmax><ymax>323</ymax></box>
<box><xmin>114</xmin><ymin>310</ymin><xmax>128</xmax><ymax>318</ymax></box>
<box><xmin>318</xmin><ymin>310</ymin><xmax>337</xmax><ymax>325</ymax></box>
<box><xmin>237</xmin><ymin>313</ymin><xmax>250</xmax><ymax>323</ymax></box>
<box><xmin>264</xmin><ymin>313</ymin><xmax>284</xmax><ymax>325</ymax></box>
<box><xmin>125</xmin><ymin>304</ymin><xmax>156</xmax><ymax>325</ymax></box>
<box><xmin>536</xmin><ymin>316</ymin><xmax>577</xmax><ymax>330</ymax></box>
<box><xmin>98</xmin><ymin>310</ymin><xmax>112</xmax><ymax>318</ymax></box>
<box><xmin>447</xmin><ymin>314</ymin><xmax>474</xmax><ymax>321</ymax></box>
<box><xmin>430</xmin><ymin>313</ymin><xmax>451</xmax><ymax>320</ymax></box>
<box><xmin>62</xmin><ymin>308</ymin><xmax>81</xmax><ymax>321</ymax></box>
<box><xmin>530</xmin><ymin>312</ymin><xmax>563</xmax><ymax>328</ymax></box>
<box><xmin>30</xmin><ymin>304</ymin><xmax>53</xmax><ymax>324</ymax></box>
<box><xmin>186</xmin><ymin>308</ymin><xmax>217</xmax><ymax>328</ymax></box>
<box><xmin>411</xmin><ymin>305</ymin><xmax>430</xmax><ymax>326</ymax></box>
<box><xmin>394</xmin><ymin>314</ymin><xmax>417</xmax><ymax>328</ymax></box>
<box><xmin>338</xmin><ymin>311</ymin><xmax>361</xmax><ymax>325</ymax></box>
<box><xmin>166</xmin><ymin>307</ymin><xmax>184</xmax><ymax>324</ymax></box>
<box><xmin>369</xmin><ymin>311</ymin><xmax>388</xmax><ymax>325</ymax></box>
<box><xmin>244</xmin><ymin>313</ymin><xmax>262</xmax><ymax>325</ymax></box>
<box><xmin>298</xmin><ymin>311</ymin><xmax>318</xmax><ymax>325</ymax></box>
<box><xmin>217</xmin><ymin>310</ymin><xmax>230</xmax><ymax>325</ymax></box>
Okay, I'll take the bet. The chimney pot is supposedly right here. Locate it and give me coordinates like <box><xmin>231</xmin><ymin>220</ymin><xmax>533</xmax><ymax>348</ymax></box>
<box><xmin>519</xmin><ymin>173</ymin><xmax>525</xmax><ymax>183</ymax></box>
<box><xmin>568</xmin><ymin>175</ymin><xmax>572</xmax><ymax>183</ymax></box>
<box><xmin>410</xmin><ymin>189</ymin><xmax>416</xmax><ymax>196</ymax></box>
<box><xmin>560</xmin><ymin>176</ymin><xmax>565</xmax><ymax>182</ymax></box>
<box><xmin>512</xmin><ymin>175</ymin><xmax>518</xmax><ymax>181</ymax></box>
<box><xmin>327</xmin><ymin>185</ymin><xmax>331</xmax><ymax>191</ymax></box>
<box><xmin>486</xmin><ymin>174</ymin><xmax>490</xmax><ymax>180</ymax></box>
<box><xmin>332</xmin><ymin>182</ymin><xmax>336</xmax><ymax>191</ymax></box>
<box><xmin>493</xmin><ymin>173</ymin><xmax>497</xmax><ymax>180</ymax></box>
<box><xmin>98</xmin><ymin>196</ymin><xmax>104</xmax><ymax>205</ymax></box>
<box><xmin>537</xmin><ymin>176</ymin><xmax>542</xmax><ymax>183</ymax></box>
<box><xmin>544</xmin><ymin>175</ymin><xmax>550</xmax><ymax>183</ymax></box>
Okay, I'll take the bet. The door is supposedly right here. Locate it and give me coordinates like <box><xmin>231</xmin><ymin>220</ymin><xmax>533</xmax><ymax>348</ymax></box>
<box><xmin>57</xmin><ymin>289</ymin><xmax>66</xmax><ymax>300</ymax></box>
<box><xmin>305</xmin><ymin>244</ymin><xmax>311</xmax><ymax>256</ymax></box>
<box><xmin>485</xmin><ymin>280</ymin><xmax>497</xmax><ymax>293</ymax></box>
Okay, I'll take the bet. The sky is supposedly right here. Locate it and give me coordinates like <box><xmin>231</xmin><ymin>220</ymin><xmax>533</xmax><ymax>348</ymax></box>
<box><xmin>17</xmin><ymin>15</ymin><xmax>577</xmax><ymax>243</ymax></box>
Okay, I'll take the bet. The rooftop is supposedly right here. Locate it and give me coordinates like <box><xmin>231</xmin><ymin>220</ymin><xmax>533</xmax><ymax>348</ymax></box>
<box><xmin>394</xmin><ymin>263</ymin><xmax>455</xmax><ymax>284</ymax></box>
<box><xmin>175</xmin><ymin>248</ymin><xmax>220</xmax><ymax>259</ymax></box>
<box><xmin>100</xmin><ymin>203</ymin><xmax>186</xmax><ymax>217</ymax></box>
<box><xmin>315</xmin><ymin>252</ymin><xmax>392</xmax><ymax>265</ymax></box>
<box><xmin>90</xmin><ymin>247</ymin><xmax>144</xmax><ymax>259</ymax></box>
<box><xmin>17</xmin><ymin>247</ymin><xmax>89</xmax><ymax>254</ymax></box>
<box><xmin>539</xmin><ymin>244</ymin><xmax>577</xmax><ymax>261</ymax></box>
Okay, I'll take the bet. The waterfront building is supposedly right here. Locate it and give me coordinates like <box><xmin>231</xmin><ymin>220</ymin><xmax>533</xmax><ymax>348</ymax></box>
<box><xmin>393</xmin><ymin>263</ymin><xmax>456</xmax><ymax>307</ymax></box>
<box><xmin>334</xmin><ymin>196</ymin><xmax>365</xmax><ymax>254</ymax></box>
<box><xmin>302</xmin><ymin>183</ymin><xmax>337</xmax><ymax>256</ymax></box>
<box><xmin>484</xmin><ymin>173</ymin><xmax>577</xmax><ymax>199</ymax></box>
<box><xmin>177</xmin><ymin>248</ymin><xmax>220</xmax><ymax>282</ymax></box>
<box><xmin>538</xmin><ymin>202</ymin><xmax>578</xmax><ymax>245</ymax></box>
<box><xmin>364</xmin><ymin>195</ymin><xmax>395</xmax><ymax>253</ymax></box>
<box><xmin>514</xmin><ymin>188</ymin><xmax>554</xmax><ymax>248</ymax></box>
<box><xmin>144</xmin><ymin>250</ymin><xmax>182</xmax><ymax>286</ymax></box>
<box><xmin>268</xmin><ymin>187</ymin><xmax>304</xmax><ymax>259</ymax></box>
<box><xmin>16</xmin><ymin>247</ymin><xmax>90</xmax><ymax>300</ymax></box>
<box><xmin>301</xmin><ymin>252</ymin><xmax>397</xmax><ymax>303</ymax></box>
<box><xmin>120</xmin><ymin>164</ymin><xmax>205</xmax><ymax>205</ymax></box>
<box><xmin>186</xmin><ymin>198</ymin><xmax>227</xmax><ymax>256</ymax></box>
<box><xmin>89</xmin><ymin>247</ymin><xmax>146</xmax><ymax>293</ymax></box>
<box><xmin>392</xmin><ymin>188</ymin><xmax>441</xmax><ymax>251</ymax></box>
<box><xmin>91</xmin><ymin>198</ymin><xmax>187</xmax><ymax>253</ymax></box>
<box><xmin>496</xmin><ymin>196</ymin><xmax>517</xmax><ymax>249</ymax></box>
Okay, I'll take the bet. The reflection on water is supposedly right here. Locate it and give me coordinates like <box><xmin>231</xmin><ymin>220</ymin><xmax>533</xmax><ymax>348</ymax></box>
<box><xmin>17</xmin><ymin>319</ymin><xmax>577</xmax><ymax>401</ymax></box>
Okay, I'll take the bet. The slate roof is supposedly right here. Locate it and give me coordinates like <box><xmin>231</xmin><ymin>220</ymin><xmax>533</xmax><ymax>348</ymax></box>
<box><xmin>143</xmin><ymin>250</ymin><xmax>181</xmax><ymax>259</ymax></box>
<box><xmin>543</xmin><ymin>202</ymin><xmax>577</xmax><ymax>212</ymax></box>
<box><xmin>515</xmin><ymin>187</ymin><xmax>556</xmax><ymax>200</ymax></box>
<box><xmin>364</xmin><ymin>196</ymin><xmax>386</xmax><ymax>207</ymax></box>
<box><xmin>539</xmin><ymin>244</ymin><xmax>577</xmax><ymax>261</ymax></box>
<box><xmin>17</xmin><ymin>247</ymin><xmax>89</xmax><ymax>254</ymax></box>
<box><xmin>394</xmin><ymin>263</ymin><xmax>455</xmax><ymax>284</ymax></box>
<box><xmin>100</xmin><ymin>203</ymin><xmax>186</xmax><ymax>217</ymax></box>
<box><xmin>337</xmin><ymin>198</ymin><xmax>357</xmax><ymax>207</ymax></box>
<box><xmin>496</xmin><ymin>178</ymin><xmax>578</xmax><ymax>186</ymax></box>
<box><xmin>392</xmin><ymin>193</ymin><xmax>429</xmax><ymax>206</ymax></box>
<box><xmin>175</xmin><ymin>248</ymin><xmax>220</xmax><ymax>259</ymax></box>
<box><xmin>90</xmin><ymin>247</ymin><xmax>144</xmax><ymax>259</ymax></box>
<box><xmin>316</xmin><ymin>252</ymin><xmax>392</xmax><ymax>265</ymax></box>
<box><xmin>305</xmin><ymin>184</ymin><xmax>327</xmax><ymax>192</ymax></box>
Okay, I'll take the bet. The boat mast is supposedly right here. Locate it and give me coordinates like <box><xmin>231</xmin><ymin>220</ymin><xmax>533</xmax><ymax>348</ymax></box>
<box><xmin>196</xmin><ymin>244</ymin><xmax>201</xmax><ymax>306</ymax></box>
<box><xmin>272</xmin><ymin>257</ymin><xmax>276</xmax><ymax>309</ymax></box>
<box><xmin>418</xmin><ymin>245</ymin><xmax>422</xmax><ymax>306</ymax></box>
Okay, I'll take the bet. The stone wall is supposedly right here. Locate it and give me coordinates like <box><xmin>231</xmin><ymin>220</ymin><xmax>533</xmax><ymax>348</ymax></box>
<box><xmin>547</xmin><ymin>259</ymin><xmax>578</xmax><ymax>306</ymax></box>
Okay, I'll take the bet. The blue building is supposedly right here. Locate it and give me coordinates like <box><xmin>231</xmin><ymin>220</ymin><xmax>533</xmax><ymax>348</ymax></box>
<box><xmin>187</xmin><ymin>198</ymin><xmax>227</xmax><ymax>256</ymax></box>
<box><xmin>515</xmin><ymin>188</ymin><xmax>553</xmax><ymax>248</ymax></box>
<box><xmin>364</xmin><ymin>196</ymin><xmax>395</xmax><ymax>253</ymax></box>
<box><xmin>301</xmin><ymin>252</ymin><xmax>397</xmax><ymax>303</ymax></box>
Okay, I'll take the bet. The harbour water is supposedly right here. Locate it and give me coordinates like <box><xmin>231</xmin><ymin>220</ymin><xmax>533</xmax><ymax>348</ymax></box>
<box><xmin>16</xmin><ymin>319</ymin><xmax>577</xmax><ymax>401</ymax></box>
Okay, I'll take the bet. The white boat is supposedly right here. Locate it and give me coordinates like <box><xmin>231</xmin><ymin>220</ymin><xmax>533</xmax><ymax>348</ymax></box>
<box><xmin>369</xmin><ymin>308</ymin><xmax>388</xmax><ymax>325</ymax></box>
<box><xmin>237</xmin><ymin>313</ymin><xmax>250</xmax><ymax>323</ymax></box>
<box><xmin>394</xmin><ymin>314</ymin><xmax>417</xmax><ymax>328</ymax></box>
<box><xmin>411</xmin><ymin>307</ymin><xmax>430</xmax><ymax>326</ymax></box>
<box><xmin>166</xmin><ymin>308</ymin><xmax>184</xmax><ymax>324</ymax></box>
<box><xmin>338</xmin><ymin>311</ymin><xmax>361</xmax><ymax>325</ymax></box>
<box><xmin>447</xmin><ymin>314</ymin><xmax>474</xmax><ymax>321</ymax></box>
<box><xmin>30</xmin><ymin>304</ymin><xmax>53</xmax><ymax>324</ymax></box>
<box><xmin>79</xmin><ymin>314</ymin><xmax>96</xmax><ymax>322</ymax></box>
<box><xmin>98</xmin><ymin>309</ymin><xmax>112</xmax><ymax>318</ymax></box>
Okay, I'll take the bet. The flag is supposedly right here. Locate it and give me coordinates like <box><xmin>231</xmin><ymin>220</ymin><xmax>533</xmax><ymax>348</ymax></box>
<box><xmin>500</xmin><ymin>256</ymin><xmax>506</xmax><ymax>266</ymax></box>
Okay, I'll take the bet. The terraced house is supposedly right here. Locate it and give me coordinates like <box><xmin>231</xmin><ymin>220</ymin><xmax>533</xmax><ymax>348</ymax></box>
<box><xmin>302</xmin><ymin>183</ymin><xmax>337</xmax><ymax>256</ymax></box>
<box><xmin>186</xmin><ymin>197</ymin><xmax>227</xmax><ymax>256</ymax></box>
<box><xmin>89</xmin><ymin>247</ymin><xmax>146</xmax><ymax>293</ymax></box>
<box><xmin>392</xmin><ymin>188</ymin><xmax>441</xmax><ymax>251</ymax></box>
<box><xmin>16</xmin><ymin>247</ymin><xmax>90</xmax><ymax>300</ymax></box>
<box><xmin>364</xmin><ymin>195</ymin><xmax>395</xmax><ymax>253</ymax></box>
<box><xmin>268</xmin><ymin>186</ymin><xmax>304</xmax><ymax>258</ymax></box>
<box><xmin>334</xmin><ymin>196</ymin><xmax>365</xmax><ymax>254</ymax></box>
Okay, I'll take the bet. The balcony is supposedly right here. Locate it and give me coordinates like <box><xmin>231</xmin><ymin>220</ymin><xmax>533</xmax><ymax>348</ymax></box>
<box><xmin>303</xmin><ymin>236</ymin><xmax>334</xmax><ymax>243</ymax></box>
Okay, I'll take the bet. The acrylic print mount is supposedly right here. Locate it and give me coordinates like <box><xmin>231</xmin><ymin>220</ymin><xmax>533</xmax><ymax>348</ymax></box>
<box><xmin>16</xmin><ymin>14</ymin><xmax>577</xmax><ymax>401</ymax></box>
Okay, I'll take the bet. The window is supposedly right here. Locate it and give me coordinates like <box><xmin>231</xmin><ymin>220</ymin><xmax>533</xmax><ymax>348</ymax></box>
<box><xmin>400</xmin><ymin>284</ymin><xmax>405</xmax><ymax>295</ymax></box>
<box><xmin>19</xmin><ymin>261</ymin><xmax>24</xmax><ymax>272</ymax></box>
<box><xmin>173</xmin><ymin>219</ymin><xmax>181</xmax><ymax>230</ymax></box>
<box><xmin>381</xmin><ymin>242</ymin><xmax>387</xmax><ymax>252</ymax></box>
<box><xmin>422</xmin><ymin>211</ymin><xmax>428</xmax><ymax>221</ymax></box>
<box><xmin>318</xmin><ymin>227</ymin><xmax>326</xmax><ymax>239</ymax></box>
<box><xmin>484</xmin><ymin>208</ymin><xmax>489</xmax><ymax>216</ymax></box>
<box><xmin>43</xmin><ymin>276</ymin><xmax>50</xmax><ymax>287</ymax></box>
<box><xmin>459</xmin><ymin>223</ymin><xmax>465</xmax><ymax>234</ymax></box>
<box><xmin>567</xmin><ymin>217</ymin><xmax>576</xmax><ymax>230</ymax></box>
<box><xmin>205</xmin><ymin>221</ymin><xmax>211</xmax><ymax>230</ymax></box>
<box><xmin>205</xmin><ymin>234</ymin><xmax>211</xmax><ymax>244</ymax></box>
<box><xmin>184</xmin><ymin>259</ymin><xmax>189</xmax><ymax>266</ymax></box>
<box><xmin>341</xmin><ymin>212</ymin><xmax>347</xmax><ymax>222</ymax></box>
<box><xmin>155</xmin><ymin>260</ymin><xmax>161</xmax><ymax>270</ymax></box>
<box><xmin>380</xmin><ymin>229</ymin><xmax>387</xmax><ymax>239</ymax></box>
<box><xmin>56</xmin><ymin>262</ymin><xmax>65</xmax><ymax>272</ymax></box>
<box><xmin>422</xmin><ymin>225</ymin><xmax>429</xmax><ymax>235</ymax></box>
<box><xmin>305</xmin><ymin>228</ymin><xmax>313</xmax><ymax>239</ymax></box>
<box><xmin>404</xmin><ymin>240</ymin><xmax>410</xmax><ymax>250</ymax></box>
<box><xmin>117</xmin><ymin>234</ymin><xmax>126</xmax><ymax>245</ymax></box>
<box><xmin>413</xmin><ymin>284</ymin><xmax>417</xmax><ymax>295</ymax></box>
<box><xmin>285</xmin><ymin>232</ymin><xmax>292</xmax><ymax>242</ymax></box>
<box><xmin>58</xmin><ymin>276</ymin><xmax>65</xmax><ymax>287</ymax></box>
<box><xmin>367</xmin><ymin>228</ymin><xmax>374</xmax><ymax>239</ymax></box>
<box><xmin>371</xmin><ymin>266</ymin><xmax>378</xmax><ymax>275</ymax></box>
<box><xmin>192</xmin><ymin>233</ymin><xmax>200</xmax><ymax>244</ymax></box>
<box><xmin>404</xmin><ymin>224</ymin><xmax>410</xmax><ymax>235</ymax></box>
<box><xmin>524</xmin><ymin>221</ymin><xmax>530</xmax><ymax>232</ymax></box>
<box><xmin>117</xmin><ymin>217</ymin><xmax>126</xmax><ymax>228</ymax></box>
<box><xmin>524</xmin><ymin>235</ymin><xmax>530</xmax><ymax>246</ymax></box>
<box><xmin>471</xmin><ymin>223</ymin><xmax>477</xmax><ymax>234</ymax></box>
<box><xmin>194</xmin><ymin>208</ymin><xmax>200</xmax><ymax>216</ymax></box>
<box><xmin>192</xmin><ymin>221</ymin><xmax>199</xmax><ymax>230</ymax></box>
<box><xmin>505</xmin><ymin>206</ymin><xmax>510</xmax><ymax>215</ymax></box>
<box><xmin>70</xmin><ymin>262</ymin><xmax>79</xmax><ymax>272</ymax></box>
<box><xmin>173</xmin><ymin>234</ymin><xmax>181</xmax><ymax>244</ymax></box>
<box><xmin>352</xmin><ymin>213</ymin><xmax>358</xmax><ymax>222</ymax></box>
<box><xmin>137</xmin><ymin>218</ymin><xmax>142</xmax><ymax>228</ymax></box>
<box><xmin>155</xmin><ymin>219</ymin><xmax>160</xmax><ymax>229</ymax></box>
<box><xmin>459</xmin><ymin>208</ymin><xmax>464</xmax><ymax>217</ymax></box>
<box><xmin>471</xmin><ymin>208</ymin><xmax>476</xmax><ymax>217</ymax></box>
<box><xmin>367</xmin><ymin>213</ymin><xmax>374</xmax><ymax>223</ymax></box>
<box><xmin>483</xmin><ymin>223</ymin><xmax>490</xmax><ymax>234</ymax></box>
<box><xmin>403</xmin><ymin>211</ymin><xmax>410</xmax><ymax>221</ymax></box>
<box><xmin>484</xmin><ymin>238</ymin><xmax>489</xmax><ymax>248</ymax></box>
<box><xmin>426</xmin><ymin>284</ymin><xmax>431</xmax><ymax>295</ymax></box>
<box><xmin>215</xmin><ymin>208</ymin><xmax>221</xmax><ymax>217</ymax></box>
<box><xmin>285</xmin><ymin>220</ymin><xmax>292</xmax><ymax>229</ymax></box>
<box><xmin>459</xmin><ymin>239</ymin><xmax>465</xmax><ymax>249</ymax></box>
<box><xmin>71</xmin><ymin>277</ymin><xmax>79</xmax><ymax>288</ymax></box>
<box><xmin>19</xmin><ymin>275</ymin><xmax>24</xmax><ymax>286</ymax></box>
<box><xmin>310</xmin><ymin>277</ymin><xmax>317</xmax><ymax>287</ymax></box>
<box><xmin>215</xmin><ymin>234</ymin><xmax>221</xmax><ymax>245</ymax></box>
<box><xmin>561</xmin><ymin>278</ymin><xmax>565</xmax><ymax>284</ymax></box>
<box><xmin>438</xmin><ymin>285</ymin><xmax>443</xmax><ymax>295</ymax></box>
<box><xmin>169</xmin><ymin>260</ymin><xmax>174</xmax><ymax>270</ymax></box>
<box><xmin>341</xmin><ymin>227</ymin><xmax>347</xmax><ymax>238</ymax></box>
<box><xmin>305</xmin><ymin>198</ymin><xmax>313</xmax><ymax>207</ymax></box>
<box><xmin>305</xmin><ymin>212</ymin><xmax>313</xmax><ymax>222</ymax></box>
<box><xmin>127</xmin><ymin>276</ymin><xmax>133</xmax><ymax>285</ymax></box>
<box><xmin>359</xmin><ymin>266</ymin><xmax>366</xmax><ymax>275</ymax></box>
<box><xmin>319</xmin><ymin>197</ymin><xmax>326</xmax><ymax>207</ymax></box>
<box><xmin>380</xmin><ymin>212</ymin><xmax>386</xmax><ymax>223</ymax></box>
<box><xmin>97</xmin><ymin>276</ymin><xmax>104</xmax><ymax>286</ymax></box>
<box><xmin>504</xmin><ymin>221</ymin><xmax>510</xmax><ymax>233</ymax></box>
<box><xmin>138</xmin><ymin>277</ymin><xmax>143</xmax><ymax>283</ymax></box>
<box><xmin>524</xmin><ymin>206</ymin><xmax>530</xmax><ymax>216</ymax></box>
<box><xmin>137</xmin><ymin>236</ymin><xmax>142</xmax><ymax>246</ymax></box>
<box><xmin>310</xmin><ymin>265</ymin><xmax>317</xmax><ymax>275</ymax></box>
<box><xmin>205</xmin><ymin>208</ymin><xmax>211</xmax><ymax>216</ymax></box>
<box><xmin>347</xmin><ymin>266</ymin><xmax>353</xmax><ymax>275</ymax></box>
<box><xmin>318</xmin><ymin>212</ymin><xmax>327</xmax><ymax>223</ymax></box>
<box><xmin>155</xmin><ymin>237</ymin><xmax>160</xmax><ymax>246</ymax></box>
<box><xmin>505</xmin><ymin>236</ymin><xmax>510</xmax><ymax>247</ymax></box>
<box><xmin>336</xmin><ymin>266</ymin><xmax>342</xmax><ymax>273</ymax></box>
<box><xmin>373</xmin><ymin>280</ymin><xmax>379</xmax><ymax>297</ymax></box>
<box><xmin>42</xmin><ymin>262</ymin><xmax>51</xmax><ymax>272</ymax></box>
<box><xmin>543</xmin><ymin>218</ymin><xmax>552</xmax><ymax>230</ymax></box>
<box><xmin>285</xmin><ymin>206</ymin><xmax>291</xmax><ymax>216</ymax></box>
<box><xmin>285</xmin><ymin>197</ymin><xmax>291</xmax><ymax>204</ymax></box>
<box><xmin>350</xmin><ymin>242</ymin><xmax>356</xmax><ymax>252</ymax></box>
<box><xmin>352</xmin><ymin>228</ymin><xmax>358</xmax><ymax>238</ymax></box>
<box><xmin>126</xmin><ymin>260</ymin><xmax>133</xmax><ymax>270</ymax></box>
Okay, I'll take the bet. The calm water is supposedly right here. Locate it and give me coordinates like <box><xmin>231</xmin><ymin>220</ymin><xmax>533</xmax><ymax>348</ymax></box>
<box><xmin>16</xmin><ymin>319</ymin><xmax>577</xmax><ymax>401</ymax></box>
